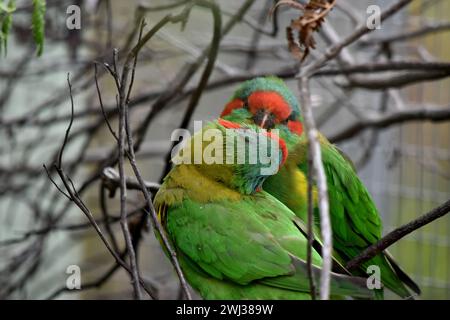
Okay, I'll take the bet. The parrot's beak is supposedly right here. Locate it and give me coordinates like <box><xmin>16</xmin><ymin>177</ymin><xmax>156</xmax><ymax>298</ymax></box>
<box><xmin>259</xmin><ymin>112</ymin><xmax>270</xmax><ymax>129</ymax></box>
<box><xmin>253</xmin><ymin>110</ymin><xmax>275</xmax><ymax>130</ymax></box>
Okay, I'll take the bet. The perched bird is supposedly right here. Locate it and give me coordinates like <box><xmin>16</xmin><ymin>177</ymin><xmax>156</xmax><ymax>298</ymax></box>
<box><xmin>154</xmin><ymin>119</ymin><xmax>373</xmax><ymax>299</ymax></box>
<box><xmin>220</xmin><ymin>76</ymin><xmax>420</xmax><ymax>299</ymax></box>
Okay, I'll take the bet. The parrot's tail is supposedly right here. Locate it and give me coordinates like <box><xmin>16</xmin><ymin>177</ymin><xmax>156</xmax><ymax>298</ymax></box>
<box><xmin>384</xmin><ymin>251</ymin><xmax>421</xmax><ymax>299</ymax></box>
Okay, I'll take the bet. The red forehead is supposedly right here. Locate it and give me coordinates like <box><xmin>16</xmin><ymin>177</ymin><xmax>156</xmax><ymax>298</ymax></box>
<box><xmin>221</xmin><ymin>99</ymin><xmax>244</xmax><ymax>117</ymax></box>
<box><xmin>248</xmin><ymin>91</ymin><xmax>291</xmax><ymax>121</ymax></box>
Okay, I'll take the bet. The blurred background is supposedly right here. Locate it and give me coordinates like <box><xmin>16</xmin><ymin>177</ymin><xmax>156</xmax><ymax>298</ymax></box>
<box><xmin>0</xmin><ymin>0</ymin><xmax>449</xmax><ymax>299</ymax></box>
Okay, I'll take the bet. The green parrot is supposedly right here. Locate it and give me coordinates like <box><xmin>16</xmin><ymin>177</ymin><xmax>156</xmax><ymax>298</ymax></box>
<box><xmin>154</xmin><ymin>119</ymin><xmax>373</xmax><ymax>299</ymax></box>
<box><xmin>220</xmin><ymin>76</ymin><xmax>420</xmax><ymax>299</ymax></box>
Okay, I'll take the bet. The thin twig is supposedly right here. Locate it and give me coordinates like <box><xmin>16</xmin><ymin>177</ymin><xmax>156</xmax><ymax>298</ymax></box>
<box><xmin>346</xmin><ymin>198</ymin><xmax>450</xmax><ymax>270</ymax></box>
<box><xmin>45</xmin><ymin>214</ymin><xmax>158</xmax><ymax>300</ymax></box>
<box><xmin>119</xmin><ymin>18</ymin><xmax>194</xmax><ymax>294</ymax></box>
<box><xmin>117</xmin><ymin>33</ymin><xmax>142</xmax><ymax>301</ymax></box>
<box><xmin>94</xmin><ymin>63</ymin><xmax>118</xmax><ymax>140</ymax></box>
<box><xmin>0</xmin><ymin>206</ymin><xmax>144</xmax><ymax>247</ymax></box>
<box><xmin>298</xmin><ymin>77</ymin><xmax>332</xmax><ymax>300</ymax></box>
<box><xmin>161</xmin><ymin>0</ymin><xmax>222</xmax><ymax>178</ymax></box>
<box><xmin>313</xmin><ymin>61</ymin><xmax>450</xmax><ymax>76</ymax></box>
<box><xmin>57</xmin><ymin>74</ymin><xmax>76</xmax><ymax>168</ymax></box>
<box><xmin>45</xmin><ymin>75</ymin><xmax>155</xmax><ymax>299</ymax></box>
<box><xmin>104</xmin><ymin>6</ymin><xmax>210</xmax><ymax>299</ymax></box>
<box><xmin>306</xmin><ymin>142</ymin><xmax>316</xmax><ymax>299</ymax></box>
<box><xmin>299</xmin><ymin>0</ymin><xmax>414</xmax><ymax>77</ymax></box>
<box><xmin>102</xmin><ymin>167</ymin><xmax>160</xmax><ymax>193</ymax></box>
<box><xmin>99</xmin><ymin>181</ymin><xmax>121</xmax><ymax>255</ymax></box>
<box><xmin>133</xmin><ymin>0</ymin><xmax>255</xmax><ymax>152</ymax></box>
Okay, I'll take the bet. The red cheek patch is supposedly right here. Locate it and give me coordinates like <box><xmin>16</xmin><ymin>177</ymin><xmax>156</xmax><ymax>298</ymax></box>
<box><xmin>263</xmin><ymin>131</ymin><xmax>288</xmax><ymax>167</ymax></box>
<box><xmin>218</xmin><ymin>118</ymin><xmax>242</xmax><ymax>129</ymax></box>
<box><xmin>248</xmin><ymin>91</ymin><xmax>291</xmax><ymax>122</ymax></box>
<box><xmin>221</xmin><ymin>99</ymin><xmax>244</xmax><ymax>117</ymax></box>
<box><xmin>287</xmin><ymin>120</ymin><xmax>303</xmax><ymax>136</ymax></box>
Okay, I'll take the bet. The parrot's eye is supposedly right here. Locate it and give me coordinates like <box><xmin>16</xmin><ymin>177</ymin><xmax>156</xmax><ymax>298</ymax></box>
<box><xmin>287</xmin><ymin>113</ymin><xmax>296</xmax><ymax>121</ymax></box>
<box><xmin>280</xmin><ymin>113</ymin><xmax>295</xmax><ymax>125</ymax></box>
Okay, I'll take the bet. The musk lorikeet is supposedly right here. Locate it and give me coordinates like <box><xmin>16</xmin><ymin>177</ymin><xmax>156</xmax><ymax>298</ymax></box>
<box><xmin>220</xmin><ymin>76</ymin><xmax>420</xmax><ymax>299</ymax></box>
<box><xmin>154</xmin><ymin>119</ymin><xmax>373</xmax><ymax>299</ymax></box>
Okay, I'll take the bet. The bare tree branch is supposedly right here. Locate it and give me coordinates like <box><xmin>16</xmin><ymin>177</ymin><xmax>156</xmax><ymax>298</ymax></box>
<box><xmin>342</xmin><ymin>70</ymin><xmax>449</xmax><ymax>90</ymax></box>
<box><xmin>359</xmin><ymin>22</ymin><xmax>450</xmax><ymax>46</ymax></box>
<box><xmin>329</xmin><ymin>107</ymin><xmax>450</xmax><ymax>143</ymax></box>
<box><xmin>314</xmin><ymin>61</ymin><xmax>450</xmax><ymax>76</ymax></box>
<box><xmin>298</xmin><ymin>76</ymin><xmax>332</xmax><ymax>300</ymax></box>
<box><xmin>101</xmin><ymin>167</ymin><xmax>160</xmax><ymax>194</ymax></box>
<box><xmin>45</xmin><ymin>74</ymin><xmax>155</xmax><ymax>299</ymax></box>
<box><xmin>346</xmin><ymin>198</ymin><xmax>450</xmax><ymax>270</ymax></box>
<box><xmin>300</xmin><ymin>0</ymin><xmax>414</xmax><ymax>77</ymax></box>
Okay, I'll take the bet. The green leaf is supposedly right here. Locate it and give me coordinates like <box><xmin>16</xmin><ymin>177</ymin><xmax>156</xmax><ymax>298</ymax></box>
<box><xmin>0</xmin><ymin>0</ymin><xmax>15</xmax><ymax>56</ymax></box>
<box><xmin>32</xmin><ymin>0</ymin><xmax>45</xmax><ymax>56</ymax></box>
<box><xmin>0</xmin><ymin>1</ymin><xmax>16</xmax><ymax>14</ymax></box>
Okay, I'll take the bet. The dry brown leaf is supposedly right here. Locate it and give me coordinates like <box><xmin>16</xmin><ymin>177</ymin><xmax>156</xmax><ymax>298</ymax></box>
<box><xmin>275</xmin><ymin>0</ymin><xmax>336</xmax><ymax>62</ymax></box>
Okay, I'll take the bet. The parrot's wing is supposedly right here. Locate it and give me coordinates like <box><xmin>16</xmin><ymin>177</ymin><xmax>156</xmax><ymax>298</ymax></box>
<box><xmin>164</xmin><ymin>197</ymin><xmax>295</xmax><ymax>285</ymax></box>
<box><xmin>292</xmin><ymin>137</ymin><xmax>382</xmax><ymax>247</ymax></box>
<box><xmin>162</xmin><ymin>195</ymin><xmax>373</xmax><ymax>298</ymax></box>
<box><xmin>334</xmin><ymin>145</ymin><xmax>357</xmax><ymax>172</ymax></box>
<box><xmin>319</xmin><ymin>143</ymin><xmax>382</xmax><ymax>249</ymax></box>
<box><xmin>320</xmin><ymin>141</ymin><xmax>419</xmax><ymax>298</ymax></box>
